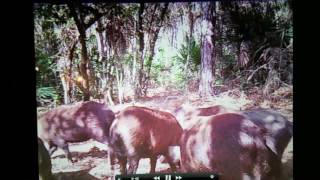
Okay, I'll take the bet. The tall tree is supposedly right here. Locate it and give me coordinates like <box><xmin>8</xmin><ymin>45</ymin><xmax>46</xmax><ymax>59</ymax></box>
<box><xmin>184</xmin><ymin>2</ymin><xmax>201</xmax><ymax>94</ymax></box>
<box><xmin>67</xmin><ymin>1</ymin><xmax>91</xmax><ymax>101</ymax></box>
<box><xmin>199</xmin><ymin>2</ymin><xmax>216</xmax><ymax>97</ymax></box>
<box><xmin>93</xmin><ymin>4</ymin><xmax>136</xmax><ymax>104</ymax></box>
<box><xmin>143</xmin><ymin>3</ymin><xmax>169</xmax><ymax>95</ymax></box>
<box><xmin>67</xmin><ymin>2</ymin><xmax>109</xmax><ymax>101</ymax></box>
<box><xmin>134</xmin><ymin>3</ymin><xmax>145</xmax><ymax>99</ymax></box>
<box><xmin>58</xmin><ymin>38</ymin><xmax>77</xmax><ymax>104</ymax></box>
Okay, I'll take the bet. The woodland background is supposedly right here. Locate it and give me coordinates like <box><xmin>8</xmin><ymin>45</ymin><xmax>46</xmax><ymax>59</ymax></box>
<box><xmin>35</xmin><ymin>0</ymin><xmax>293</xmax><ymax>109</ymax></box>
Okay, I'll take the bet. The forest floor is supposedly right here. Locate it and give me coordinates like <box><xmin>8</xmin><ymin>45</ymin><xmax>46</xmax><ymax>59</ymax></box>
<box><xmin>51</xmin><ymin>86</ymin><xmax>293</xmax><ymax>180</ymax></box>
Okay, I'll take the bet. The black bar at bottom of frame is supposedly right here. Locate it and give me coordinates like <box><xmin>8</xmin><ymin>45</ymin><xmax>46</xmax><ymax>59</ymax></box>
<box><xmin>115</xmin><ymin>173</ymin><xmax>219</xmax><ymax>180</ymax></box>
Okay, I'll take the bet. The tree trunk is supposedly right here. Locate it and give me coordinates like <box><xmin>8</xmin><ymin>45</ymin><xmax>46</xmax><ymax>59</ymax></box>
<box><xmin>115</xmin><ymin>66</ymin><xmax>124</xmax><ymax>104</ymax></box>
<box><xmin>67</xmin><ymin>43</ymin><xmax>76</xmax><ymax>103</ymax></box>
<box><xmin>78</xmin><ymin>31</ymin><xmax>90</xmax><ymax>101</ymax></box>
<box><xmin>60</xmin><ymin>74</ymin><xmax>70</xmax><ymax>104</ymax></box>
<box><xmin>67</xmin><ymin>1</ymin><xmax>91</xmax><ymax>101</ymax></box>
<box><xmin>104</xmin><ymin>56</ymin><xmax>115</xmax><ymax>105</ymax></box>
<box><xmin>134</xmin><ymin>3</ymin><xmax>145</xmax><ymax>99</ymax></box>
<box><xmin>58</xmin><ymin>40</ymin><xmax>76</xmax><ymax>104</ymax></box>
<box><xmin>96</xmin><ymin>20</ymin><xmax>107</xmax><ymax>62</ymax></box>
<box><xmin>199</xmin><ymin>2</ymin><xmax>216</xmax><ymax>97</ymax></box>
<box><xmin>215</xmin><ymin>2</ymin><xmax>223</xmax><ymax>67</ymax></box>
<box><xmin>105</xmin><ymin>88</ymin><xmax>115</xmax><ymax>106</ymax></box>
<box><xmin>144</xmin><ymin>3</ymin><xmax>169</xmax><ymax>96</ymax></box>
<box><xmin>185</xmin><ymin>2</ymin><xmax>194</xmax><ymax>95</ymax></box>
<box><xmin>238</xmin><ymin>41</ymin><xmax>251</xmax><ymax>68</ymax></box>
<box><xmin>143</xmin><ymin>31</ymin><xmax>158</xmax><ymax>95</ymax></box>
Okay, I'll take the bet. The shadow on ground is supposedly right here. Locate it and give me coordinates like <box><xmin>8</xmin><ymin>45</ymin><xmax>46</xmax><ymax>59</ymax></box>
<box><xmin>53</xmin><ymin>147</ymin><xmax>108</xmax><ymax>161</ymax></box>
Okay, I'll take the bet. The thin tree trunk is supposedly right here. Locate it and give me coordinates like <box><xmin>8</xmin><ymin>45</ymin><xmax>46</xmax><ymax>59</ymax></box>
<box><xmin>143</xmin><ymin>32</ymin><xmax>158</xmax><ymax>95</ymax></box>
<box><xmin>104</xmin><ymin>56</ymin><xmax>115</xmax><ymax>105</ymax></box>
<box><xmin>66</xmin><ymin>41</ymin><xmax>76</xmax><ymax>104</ymax></box>
<box><xmin>134</xmin><ymin>3</ymin><xmax>145</xmax><ymax>99</ymax></box>
<box><xmin>132</xmin><ymin>45</ymin><xmax>137</xmax><ymax>103</ymax></box>
<box><xmin>59</xmin><ymin>40</ymin><xmax>76</xmax><ymax>104</ymax></box>
<box><xmin>185</xmin><ymin>2</ymin><xmax>194</xmax><ymax>96</ymax></box>
<box><xmin>215</xmin><ymin>2</ymin><xmax>223</xmax><ymax>67</ymax></box>
<box><xmin>60</xmin><ymin>74</ymin><xmax>70</xmax><ymax>104</ymax></box>
<box><xmin>115</xmin><ymin>66</ymin><xmax>124</xmax><ymax>104</ymax></box>
<box><xmin>96</xmin><ymin>20</ymin><xmax>107</xmax><ymax>62</ymax></box>
<box><xmin>106</xmin><ymin>88</ymin><xmax>115</xmax><ymax>106</ymax></box>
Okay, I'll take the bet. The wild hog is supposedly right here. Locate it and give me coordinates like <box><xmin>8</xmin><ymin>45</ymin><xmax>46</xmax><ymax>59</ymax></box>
<box><xmin>109</xmin><ymin>106</ymin><xmax>183</xmax><ymax>174</ymax></box>
<box><xmin>243</xmin><ymin>108</ymin><xmax>293</xmax><ymax>179</ymax></box>
<box><xmin>38</xmin><ymin>138</ymin><xmax>54</xmax><ymax>180</ymax></box>
<box><xmin>180</xmin><ymin>113</ymin><xmax>274</xmax><ymax>180</ymax></box>
<box><xmin>242</xmin><ymin>108</ymin><xmax>293</xmax><ymax>159</ymax></box>
<box><xmin>173</xmin><ymin>105</ymin><xmax>228</xmax><ymax>129</ymax></box>
<box><xmin>157</xmin><ymin>105</ymin><xmax>229</xmax><ymax>166</ymax></box>
<box><xmin>181</xmin><ymin>106</ymin><xmax>293</xmax><ymax>179</ymax></box>
<box><xmin>37</xmin><ymin>101</ymin><xmax>115</xmax><ymax>162</ymax></box>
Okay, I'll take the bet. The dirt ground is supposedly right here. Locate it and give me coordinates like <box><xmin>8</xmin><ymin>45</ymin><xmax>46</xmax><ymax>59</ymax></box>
<box><xmin>51</xmin><ymin>141</ymin><xmax>292</xmax><ymax>180</ymax></box>
<box><xmin>51</xmin><ymin>141</ymin><xmax>174</xmax><ymax>180</ymax></box>
<box><xmin>50</xmin><ymin>88</ymin><xmax>293</xmax><ymax>180</ymax></box>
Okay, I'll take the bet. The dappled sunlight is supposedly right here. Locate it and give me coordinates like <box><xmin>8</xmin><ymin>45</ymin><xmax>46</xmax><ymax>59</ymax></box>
<box><xmin>36</xmin><ymin>1</ymin><xmax>292</xmax><ymax>179</ymax></box>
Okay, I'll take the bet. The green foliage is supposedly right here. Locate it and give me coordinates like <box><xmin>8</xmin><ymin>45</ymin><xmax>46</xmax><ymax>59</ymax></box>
<box><xmin>144</xmin><ymin>55</ymin><xmax>152</xmax><ymax>68</ymax></box>
<box><xmin>171</xmin><ymin>62</ymin><xmax>187</xmax><ymax>89</ymax></box>
<box><xmin>150</xmin><ymin>52</ymin><xmax>167</xmax><ymax>85</ymax></box>
<box><xmin>174</xmin><ymin>37</ymin><xmax>201</xmax><ymax>72</ymax></box>
<box><xmin>169</xmin><ymin>37</ymin><xmax>201</xmax><ymax>89</ymax></box>
<box><xmin>36</xmin><ymin>87</ymin><xmax>59</xmax><ymax>105</ymax></box>
<box><xmin>219</xmin><ymin>1</ymin><xmax>293</xmax><ymax>89</ymax></box>
<box><xmin>122</xmin><ymin>4</ymin><xmax>140</xmax><ymax>18</ymax></box>
<box><xmin>34</xmin><ymin>4</ymin><xmax>69</xmax><ymax>26</ymax></box>
<box><xmin>35</xmin><ymin>48</ymin><xmax>58</xmax><ymax>87</ymax></box>
<box><xmin>36</xmin><ymin>50</ymin><xmax>54</xmax><ymax>72</ymax></box>
<box><xmin>149</xmin><ymin>37</ymin><xmax>201</xmax><ymax>90</ymax></box>
<box><xmin>123</xmin><ymin>54</ymin><xmax>134</xmax><ymax>66</ymax></box>
<box><xmin>34</xmin><ymin>3</ymin><xmax>66</xmax><ymax>91</ymax></box>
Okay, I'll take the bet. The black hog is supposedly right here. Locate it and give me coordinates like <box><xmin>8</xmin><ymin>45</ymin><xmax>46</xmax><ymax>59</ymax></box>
<box><xmin>243</xmin><ymin>108</ymin><xmax>293</xmax><ymax>179</ymax></box>
<box><xmin>37</xmin><ymin>101</ymin><xmax>115</xmax><ymax>162</ymax></box>
<box><xmin>242</xmin><ymin>108</ymin><xmax>293</xmax><ymax>159</ymax></box>
<box><xmin>109</xmin><ymin>106</ymin><xmax>183</xmax><ymax>174</ymax></box>
<box><xmin>180</xmin><ymin>113</ymin><xmax>274</xmax><ymax>180</ymax></box>
<box><xmin>38</xmin><ymin>138</ymin><xmax>54</xmax><ymax>180</ymax></box>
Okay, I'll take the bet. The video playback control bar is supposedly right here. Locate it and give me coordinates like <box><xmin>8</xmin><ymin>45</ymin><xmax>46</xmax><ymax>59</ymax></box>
<box><xmin>116</xmin><ymin>173</ymin><xmax>219</xmax><ymax>180</ymax></box>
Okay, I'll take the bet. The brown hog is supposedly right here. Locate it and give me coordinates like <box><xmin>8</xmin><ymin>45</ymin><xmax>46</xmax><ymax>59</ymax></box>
<box><xmin>180</xmin><ymin>113</ymin><xmax>274</xmax><ymax>180</ymax></box>
<box><xmin>37</xmin><ymin>101</ymin><xmax>115</xmax><ymax>162</ymax></box>
<box><xmin>173</xmin><ymin>105</ymin><xmax>229</xmax><ymax>129</ymax></box>
<box><xmin>38</xmin><ymin>138</ymin><xmax>54</xmax><ymax>180</ymax></box>
<box><xmin>109</xmin><ymin>106</ymin><xmax>183</xmax><ymax>174</ymax></box>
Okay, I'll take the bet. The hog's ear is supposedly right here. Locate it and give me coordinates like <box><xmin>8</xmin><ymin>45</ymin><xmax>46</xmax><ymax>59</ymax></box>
<box><xmin>266</xmin><ymin>137</ymin><xmax>280</xmax><ymax>157</ymax></box>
